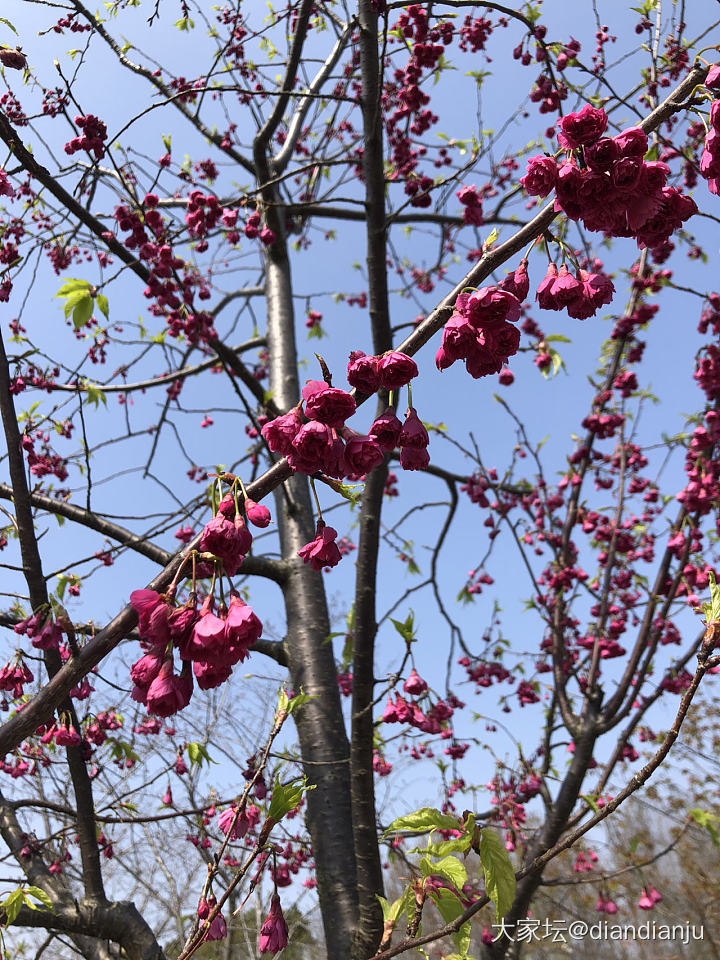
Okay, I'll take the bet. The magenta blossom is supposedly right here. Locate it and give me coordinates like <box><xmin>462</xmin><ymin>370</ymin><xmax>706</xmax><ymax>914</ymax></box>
<box><xmin>298</xmin><ymin>521</ymin><xmax>342</xmax><ymax>572</ymax></box>
<box><xmin>302</xmin><ymin>380</ymin><xmax>356</xmax><ymax>427</ymax></box>
<box><xmin>258</xmin><ymin>894</ymin><xmax>289</xmax><ymax>957</ymax></box>
<box><xmin>556</xmin><ymin>103</ymin><xmax>608</xmax><ymax>149</ymax></box>
<box><xmin>245</xmin><ymin>498</ymin><xmax>272</xmax><ymax>528</ymax></box>
<box><xmin>369</xmin><ymin>406</ymin><xmax>403</xmax><ymax>452</ymax></box>
<box><xmin>403</xmin><ymin>668</ymin><xmax>428</xmax><ymax>695</ymax></box>
<box><xmin>260</xmin><ymin>406</ymin><xmax>303</xmax><ymax>456</ymax></box>
<box><xmin>520</xmin><ymin>155</ymin><xmax>558</xmax><ymax>197</ymax></box>
<box><xmin>202</xmin><ymin>896</ymin><xmax>227</xmax><ymax>941</ymax></box>
<box><xmin>399</xmin><ymin>408</ymin><xmax>429</xmax><ymax>448</ymax></box>
<box><xmin>342</xmin><ymin>430</ymin><xmax>384</xmax><ymax>477</ymax></box>
<box><xmin>399</xmin><ymin>446</ymin><xmax>430</xmax><ymax>471</ymax></box>
<box><xmin>145</xmin><ymin>660</ymin><xmax>193</xmax><ymax>717</ymax></box>
<box><xmin>347</xmin><ymin>350</ymin><xmax>381</xmax><ymax>393</ymax></box>
<box><xmin>376</xmin><ymin>351</ymin><xmax>418</xmax><ymax>390</ymax></box>
<box><xmin>225</xmin><ymin>593</ymin><xmax>262</xmax><ymax>660</ymax></box>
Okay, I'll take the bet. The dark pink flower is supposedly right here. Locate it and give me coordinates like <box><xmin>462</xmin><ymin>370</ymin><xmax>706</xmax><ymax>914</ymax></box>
<box><xmin>260</xmin><ymin>406</ymin><xmax>303</xmax><ymax>456</ymax></box>
<box><xmin>225</xmin><ymin>593</ymin><xmax>262</xmax><ymax>660</ymax></box>
<box><xmin>347</xmin><ymin>350</ymin><xmax>380</xmax><ymax>393</ymax></box>
<box><xmin>403</xmin><ymin>668</ymin><xmax>428</xmax><ymax>695</ymax></box>
<box><xmin>130</xmin><ymin>654</ymin><xmax>164</xmax><ymax>689</ymax></box>
<box><xmin>440</xmin><ymin>315</ymin><xmax>477</xmax><ymax>362</ymax></box>
<box><xmin>54</xmin><ymin>723</ymin><xmax>81</xmax><ymax>746</ymax></box>
<box><xmin>218</xmin><ymin>805</ymin><xmax>253</xmax><ymax>840</ymax></box>
<box><xmin>706</xmin><ymin>64</ymin><xmax>720</xmax><ymax>88</ymax></box>
<box><xmin>584</xmin><ymin>137</ymin><xmax>620</xmax><ymax>171</ymax></box>
<box><xmin>399</xmin><ymin>446</ymin><xmax>430</xmax><ymax>471</ymax></box>
<box><xmin>613</xmin><ymin>126</ymin><xmax>648</xmax><ymax>157</ymax></box>
<box><xmin>343</xmin><ymin>431</ymin><xmax>384</xmax><ymax>476</ymax></box>
<box><xmin>258</xmin><ymin>894</ymin><xmax>289</xmax><ymax>957</ymax></box>
<box><xmin>399</xmin><ymin>408</ymin><xmax>429</xmax><ymax>448</ymax></box>
<box><xmin>637</xmin><ymin>889</ymin><xmax>654</xmax><ymax>911</ymax></box>
<box><xmin>182</xmin><ymin>597</ymin><xmax>226</xmax><ymax>661</ymax></box>
<box><xmin>553</xmin><ymin>160</ymin><xmax>583</xmax><ymax>220</ymax></box>
<box><xmin>550</xmin><ymin>264</ymin><xmax>582</xmax><ymax>305</ymax></box>
<box><xmin>130</xmin><ymin>591</ymin><xmax>171</xmax><ymax>645</ymax></box>
<box><xmin>381</xmin><ymin>696</ymin><xmax>398</xmax><ymax>722</ymax></box>
<box><xmin>298</xmin><ymin>521</ymin><xmax>342</xmax><ymax>572</ymax></box>
<box><xmin>499</xmin><ymin>259</ymin><xmax>529</xmax><ymax>301</ymax></box>
<box><xmin>611</xmin><ymin>156</ymin><xmax>643</xmax><ymax>192</ymax></box>
<box><xmin>245</xmin><ymin>498</ymin><xmax>272</xmax><ymax>528</ymax></box>
<box><xmin>303</xmin><ymin>380</ymin><xmax>356</xmax><ymax>427</ymax></box>
<box><xmin>203</xmin><ymin>897</ymin><xmax>228</xmax><ymax>941</ymax></box>
<box><xmin>520</xmin><ymin>155</ymin><xmax>558</xmax><ymax>197</ymax></box>
<box><xmin>145</xmin><ymin>660</ymin><xmax>193</xmax><ymax>717</ymax></box>
<box><xmin>556</xmin><ymin>104</ymin><xmax>608</xmax><ymax>149</ymax></box>
<box><xmin>369</xmin><ymin>407</ymin><xmax>403</xmax><ymax>452</ymax></box>
<box><xmin>498</xmin><ymin>367</ymin><xmax>514</xmax><ymax>385</ymax></box>
<box><xmin>457</xmin><ymin>185</ymin><xmax>482</xmax><ymax>208</ymax></box>
<box><xmin>536</xmin><ymin>263</ymin><xmax>561</xmax><ymax>310</ymax></box>
<box><xmin>454</xmin><ymin>286</ymin><xmax>521</xmax><ymax>327</ymax></box>
<box><xmin>193</xmin><ymin>659</ymin><xmax>232</xmax><ymax>690</ymax></box>
<box><xmin>200</xmin><ymin>514</ymin><xmax>247</xmax><ymax>576</ymax></box>
<box><xmin>288</xmin><ymin>421</ymin><xmax>334</xmax><ymax>474</ymax></box>
<box><xmin>376</xmin><ymin>351</ymin><xmax>418</xmax><ymax>390</ymax></box>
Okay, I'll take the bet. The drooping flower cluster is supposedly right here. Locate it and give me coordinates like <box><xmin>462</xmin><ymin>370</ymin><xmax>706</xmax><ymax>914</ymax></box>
<box><xmin>261</xmin><ymin>350</ymin><xmax>425</xmax><ymax>480</ymax></box>
<box><xmin>129</xmin><ymin>582</ymin><xmax>262</xmax><ymax>717</ymax></box>
<box><xmin>521</xmin><ymin>105</ymin><xmax>697</xmax><ymax>250</ymax></box>
<box><xmin>14</xmin><ymin>608</ymin><xmax>63</xmax><ymax>650</ymax></box>
<box><xmin>63</xmin><ymin>114</ymin><xmax>108</xmax><ymax>160</ymax></box>
<box><xmin>535</xmin><ymin>263</ymin><xmax>615</xmax><ymax>319</ymax></box>
<box><xmin>435</xmin><ymin>286</ymin><xmax>521</xmax><ymax>378</ymax></box>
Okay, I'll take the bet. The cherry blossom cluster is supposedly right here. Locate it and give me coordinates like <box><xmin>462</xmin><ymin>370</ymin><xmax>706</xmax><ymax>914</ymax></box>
<box><xmin>435</xmin><ymin>285</ymin><xmax>522</xmax><ymax>378</ymax></box>
<box><xmin>521</xmin><ymin>105</ymin><xmax>697</xmax><ymax>251</ymax></box>
<box><xmin>261</xmin><ymin>350</ymin><xmax>429</xmax><ymax>477</ymax></box>
<box><xmin>381</xmin><ymin>668</ymin><xmax>459</xmax><ymax>736</ymax></box>
<box><xmin>535</xmin><ymin>263</ymin><xmax>615</xmax><ymax>319</ymax></box>
<box><xmin>128</xmin><ymin>587</ymin><xmax>262</xmax><ymax>716</ymax></box>
<box><xmin>63</xmin><ymin>114</ymin><xmax>108</xmax><ymax>160</ymax></box>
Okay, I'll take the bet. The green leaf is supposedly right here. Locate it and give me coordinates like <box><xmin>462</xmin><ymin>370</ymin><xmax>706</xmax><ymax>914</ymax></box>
<box><xmin>384</xmin><ymin>807</ymin><xmax>460</xmax><ymax>837</ymax></box>
<box><xmin>389</xmin><ymin>610</ymin><xmax>416</xmax><ymax>644</ymax></box>
<box><xmin>0</xmin><ymin>17</ymin><xmax>18</xmax><ymax>34</ymax></box>
<box><xmin>545</xmin><ymin>334</ymin><xmax>571</xmax><ymax>343</ymax></box>
<box><xmin>479</xmin><ymin>829</ymin><xmax>516</xmax><ymax>918</ymax></box>
<box><xmin>187</xmin><ymin>742</ymin><xmax>214</xmax><ymax>768</ymax></box>
<box><xmin>581</xmin><ymin>794</ymin><xmax>600</xmax><ymax>815</ymax></box>
<box><xmin>278</xmin><ymin>688</ymin><xmax>313</xmax><ymax>716</ymax></box>
<box><xmin>701</xmin><ymin>571</ymin><xmax>720</xmax><ymax>622</ymax></box>
<box><xmin>96</xmin><ymin>293</ymin><xmax>109</xmax><ymax>320</ymax></box>
<box><xmin>423</xmin><ymin>833</ymin><xmax>472</xmax><ymax>858</ymax></box>
<box><xmin>1</xmin><ymin>888</ymin><xmax>25</xmax><ymax>926</ymax></box>
<box><xmin>377</xmin><ymin>888</ymin><xmax>412</xmax><ymax>925</ymax></box>
<box><xmin>540</xmin><ymin>348</ymin><xmax>563</xmax><ymax>380</ymax></box>
<box><xmin>483</xmin><ymin>227</ymin><xmax>499</xmax><ymax>251</ymax></box>
<box><xmin>421</xmin><ymin>855</ymin><xmax>467</xmax><ymax>892</ymax></box>
<box><xmin>81</xmin><ymin>380</ymin><xmax>107</xmax><ymax>408</ymax></box>
<box><xmin>23</xmin><ymin>887</ymin><xmax>53</xmax><ymax>913</ymax></box>
<box><xmin>690</xmin><ymin>808</ymin><xmax>720</xmax><ymax>846</ymax></box>
<box><xmin>72</xmin><ymin>295</ymin><xmax>93</xmax><ymax>330</ymax></box>
<box><xmin>61</xmin><ymin>289</ymin><xmax>89</xmax><ymax>318</ymax></box>
<box><xmin>56</xmin><ymin>278</ymin><xmax>92</xmax><ymax>297</ymax></box>
<box><xmin>427</xmin><ymin>887</ymin><xmax>471</xmax><ymax>956</ymax></box>
<box><xmin>268</xmin><ymin>775</ymin><xmax>313</xmax><ymax>820</ymax></box>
